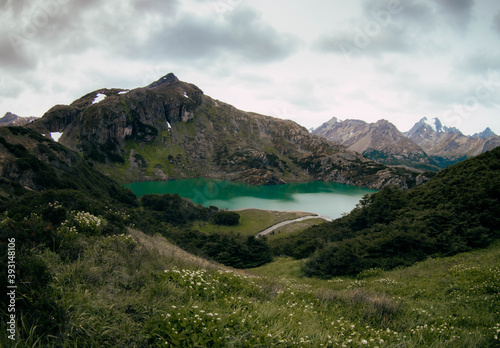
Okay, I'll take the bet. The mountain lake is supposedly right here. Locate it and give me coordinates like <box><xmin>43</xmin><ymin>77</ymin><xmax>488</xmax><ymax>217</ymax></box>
<box><xmin>123</xmin><ymin>179</ymin><xmax>377</xmax><ymax>220</ymax></box>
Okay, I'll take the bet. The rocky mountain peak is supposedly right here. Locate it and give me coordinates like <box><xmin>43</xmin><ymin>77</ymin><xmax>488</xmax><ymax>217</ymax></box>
<box><xmin>312</xmin><ymin>117</ymin><xmax>439</xmax><ymax>172</ymax></box>
<box><xmin>147</xmin><ymin>73</ymin><xmax>180</xmax><ymax>88</ymax></box>
<box><xmin>0</xmin><ymin>112</ymin><xmax>37</xmax><ymax>126</ymax></box>
<box><xmin>374</xmin><ymin>119</ymin><xmax>393</xmax><ymax>127</ymax></box>
<box><xmin>418</xmin><ymin>117</ymin><xmax>440</xmax><ymax>132</ymax></box>
<box><xmin>473</xmin><ymin>127</ymin><xmax>496</xmax><ymax>139</ymax></box>
<box><xmin>405</xmin><ymin>117</ymin><xmax>499</xmax><ymax>168</ymax></box>
<box><xmin>443</xmin><ymin>126</ymin><xmax>461</xmax><ymax>134</ymax></box>
<box><xmin>412</xmin><ymin>117</ymin><xmax>461</xmax><ymax>135</ymax></box>
<box><xmin>0</xmin><ymin>112</ymin><xmax>19</xmax><ymax>123</ymax></box>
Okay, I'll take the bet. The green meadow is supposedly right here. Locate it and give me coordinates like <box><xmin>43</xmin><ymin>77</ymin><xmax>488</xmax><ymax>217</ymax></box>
<box><xmin>192</xmin><ymin>209</ymin><xmax>317</xmax><ymax>236</ymax></box>
<box><xmin>2</xmin><ymin>209</ymin><xmax>498</xmax><ymax>347</ymax></box>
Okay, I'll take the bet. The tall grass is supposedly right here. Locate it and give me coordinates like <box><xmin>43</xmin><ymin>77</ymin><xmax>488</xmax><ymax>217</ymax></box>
<box><xmin>4</xmin><ymin>229</ymin><xmax>499</xmax><ymax>347</ymax></box>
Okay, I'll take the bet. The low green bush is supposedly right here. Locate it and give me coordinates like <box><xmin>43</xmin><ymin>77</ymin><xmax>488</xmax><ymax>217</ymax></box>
<box><xmin>211</xmin><ymin>211</ymin><xmax>240</xmax><ymax>226</ymax></box>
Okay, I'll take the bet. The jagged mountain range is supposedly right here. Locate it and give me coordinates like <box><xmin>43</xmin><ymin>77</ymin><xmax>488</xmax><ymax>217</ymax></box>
<box><xmin>313</xmin><ymin>116</ymin><xmax>500</xmax><ymax>170</ymax></box>
<box><xmin>0</xmin><ymin>112</ymin><xmax>37</xmax><ymax>127</ymax></box>
<box><xmin>404</xmin><ymin>117</ymin><xmax>500</xmax><ymax>167</ymax></box>
<box><xmin>312</xmin><ymin>117</ymin><xmax>440</xmax><ymax>172</ymax></box>
<box><xmin>24</xmin><ymin>73</ymin><xmax>429</xmax><ymax>189</ymax></box>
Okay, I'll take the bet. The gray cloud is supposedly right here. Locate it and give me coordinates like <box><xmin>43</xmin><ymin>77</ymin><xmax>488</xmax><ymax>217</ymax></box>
<box><xmin>493</xmin><ymin>11</ymin><xmax>500</xmax><ymax>37</ymax></box>
<box><xmin>0</xmin><ymin>0</ymin><xmax>299</xmax><ymax>102</ymax></box>
<box><xmin>456</xmin><ymin>53</ymin><xmax>500</xmax><ymax>75</ymax></box>
<box><xmin>314</xmin><ymin>26</ymin><xmax>411</xmax><ymax>58</ymax></box>
<box><xmin>133</xmin><ymin>0</ymin><xmax>178</xmax><ymax>12</ymax></box>
<box><xmin>313</xmin><ymin>0</ymin><xmax>439</xmax><ymax>58</ymax></box>
<box><xmin>432</xmin><ymin>0</ymin><xmax>475</xmax><ymax>33</ymax></box>
<box><xmin>1</xmin><ymin>0</ymin><xmax>296</xmax><ymax>69</ymax></box>
<box><xmin>127</xmin><ymin>6</ymin><xmax>300</xmax><ymax>64</ymax></box>
<box><xmin>0</xmin><ymin>0</ymin><xmax>99</xmax><ymax>69</ymax></box>
<box><xmin>0</xmin><ymin>0</ymin><xmax>26</xmax><ymax>16</ymax></box>
<box><xmin>363</xmin><ymin>0</ymin><xmax>436</xmax><ymax>29</ymax></box>
<box><xmin>0</xmin><ymin>35</ymin><xmax>37</xmax><ymax>69</ymax></box>
<box><xmin>0</xmin><ymin>0</ymin><xmax>180</xmax><ymax>66</ymax></box>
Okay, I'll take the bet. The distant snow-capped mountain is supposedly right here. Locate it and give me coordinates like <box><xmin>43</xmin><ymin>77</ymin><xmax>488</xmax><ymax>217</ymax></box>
<box><xmin>313</xmin><ymin>116</ymin><xmax>499</xmax><ymax>170</ymax></box>
<box><xmin>312</xmin><ymin>117</ymin><xmax>440</xmax><ymax>172</ymax></box>
<box><xmin>404</xmin><ymin>117</ymin><xmax>500</xmax><ymax>167</ymax></box>
<box><xmin>0</xmin><ymin>112</ymin><xmax>37</xmax><ymax>127</ymax></box>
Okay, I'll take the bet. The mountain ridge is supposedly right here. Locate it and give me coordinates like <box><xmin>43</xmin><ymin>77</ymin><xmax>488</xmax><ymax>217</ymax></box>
<box><xmin>0</xmin><ymin>126</ymin><xmax>135</xmax><ymax>203</ymax></box>
<box><xmin>404</xmin><ymin>117</ymin><xmax>500</xmax><ymax>167</ymax></box>
<box><xmin>28</xmin><ymin>73</ymin><xmax>429</xmax><ymax>190</ymax></box>
<box><xmin>0</xmin><ymin>112</ymin><xmax>37</xmax><ymax>127</ymax></box>
<box><xmin>313</xmin><ymin>117</ymin><xmax>440</xmax><ymax>172</ymax></box>
<box><xmin>314</xmin><ymin>116</ymin><xmax>499</xmax><ymax>170</ymax></box>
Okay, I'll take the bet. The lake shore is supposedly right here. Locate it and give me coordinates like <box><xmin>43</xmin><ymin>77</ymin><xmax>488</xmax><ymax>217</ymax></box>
<box><xmin>123</xmin><ymin>178</ymin><xmax>375</xmax><ymax>220</ymax></box>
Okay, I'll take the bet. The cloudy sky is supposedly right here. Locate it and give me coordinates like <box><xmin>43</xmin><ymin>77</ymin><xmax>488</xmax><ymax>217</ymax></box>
<box><xmin>1</xmin><ymin>0</ymin><xmax>500</xmax><ymax>135</ymax></box>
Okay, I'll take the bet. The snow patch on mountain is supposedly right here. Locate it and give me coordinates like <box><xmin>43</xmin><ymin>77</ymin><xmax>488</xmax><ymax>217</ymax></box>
<box><xmin>92</xmin><ymin>93</ymin><xmax>107</xmax><ymax>104</ymax></box>
<box><xmin>50</xmin><ymin>132</ymin><xmax>63</xmax><ymax>142</ymax></box>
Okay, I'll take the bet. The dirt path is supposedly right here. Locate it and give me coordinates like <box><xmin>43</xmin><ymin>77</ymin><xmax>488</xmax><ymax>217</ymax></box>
<box><xmin>256</xmin><ymin>215</ymin><xmax>328</xmax><ymax>238</ymax></box>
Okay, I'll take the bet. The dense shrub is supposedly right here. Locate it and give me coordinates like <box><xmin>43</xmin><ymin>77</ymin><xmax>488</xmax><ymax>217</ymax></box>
<box><xmin>141</xmin><ymin>193</ymin><xmax>217</xmax><ymax>225</ymax></box>
<box><xmin>202</xmin><ymin>234</ymin><xmax>272</xmax><ymax>268</ymax></box>
<box><xmin>211</xmin><ymin>211</ymin><xmax>240</xmax><ymax>226</ymax></box>
<box><xmin>274</xmin><ymin>147</ymin><xmax>500</xmax><ymax>278</ymax></box>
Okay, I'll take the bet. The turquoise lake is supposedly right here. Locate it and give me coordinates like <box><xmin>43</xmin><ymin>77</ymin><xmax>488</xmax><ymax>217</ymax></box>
<box><xmin>123</xmin><ymin>179</ymin><xmax>377</xmax><ymax>220</ymax></box>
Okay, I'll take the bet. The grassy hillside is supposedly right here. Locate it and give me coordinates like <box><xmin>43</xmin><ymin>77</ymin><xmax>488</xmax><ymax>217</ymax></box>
<box><xmin>271</xmin><ymin>146</ymin><xmax>500</xmax><ymax>277</ymax></box>
<box><xmin>0</xmin><ymin>127</ymin><xmax>136</xmax><ymax>205</ymax></box>
<box><xmin>1</xmin><ymin>127</ymin><xmax>498</xmax><ymax>346</ymax></box>
<box><xmin>1</xmin><ymin>210</ymin><xmax>499</xmax><ymax>346</ymax></box>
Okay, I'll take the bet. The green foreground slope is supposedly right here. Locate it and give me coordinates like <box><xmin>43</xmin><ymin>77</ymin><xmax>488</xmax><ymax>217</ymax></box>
<box><xmin>271</xmin><ymin>146</ymin><xmax>500</xmax><ymax>277</ymax></box>
<box><xmin>0</xmin><ymin>126</ymin><xmax>499</xmax><ymax>346</ymax></box>
<box><xmin>1</xmin><ymin>220</ymin><xmax>499</xmax><ymax>347</ymax></box>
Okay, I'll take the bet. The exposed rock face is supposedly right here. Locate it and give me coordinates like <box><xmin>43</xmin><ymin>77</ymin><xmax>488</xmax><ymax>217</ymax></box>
<box><xmin>313</xmin><ymin>117</ymin><xmax>439</xmax><ymax>172</ymax></box>
<box><xmin>0</xmin><ymin>112</ymin><xmax>37</xmax><ymax>127</ymax></box>
<box><xmin>0</xmin><ymin>126</ymin><xmax>130</xmax><ymax>201</ymax></box>
<box><xmin>28</xmin><ymin>74</ymin><xmax>430</xmax><ymax>189</ymax></box>
<box><xmin>473</xmin><ymin>127</ymin><xmax>495</xmax><ymax>139</ymax></box>
<box><xmin>405</xmin><ymin>117</ymin><xmax>500</xmax><ymax>168</ymax></box>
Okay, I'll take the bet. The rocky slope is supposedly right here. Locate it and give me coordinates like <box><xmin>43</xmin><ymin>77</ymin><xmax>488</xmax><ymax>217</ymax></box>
<box><xmin>0</xmin><ymin>112</ymin><xmax>37</xmax><ymax>127</ymax></box>
<box><xmin>28</xmin><ymin>74</ymin><xmax>429</xmax><ymax>189</ymax></box>
<box><xmin>313</xmin><ymin>117</ymin><xmax>440</xmax><ymax>172</ymax></box>
<box><xmin>0</xmin><ymin>126</ymin><xmax>135</xmax><ymax>203</ymax></box>
<box><xmin>404</xmin><ymin>117</ymin><xmax>500</xmax><ymax>167</ymax></box>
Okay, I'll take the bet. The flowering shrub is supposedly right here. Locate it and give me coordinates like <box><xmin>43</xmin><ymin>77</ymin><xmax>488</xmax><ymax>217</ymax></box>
<box><xmin>0</xmin><ymin>211</ymin><xmax>11</xmax><ymax>228</ymax></box>
<box><xmin>162</xmin><ymin>268</ymin><xmax>260</xmax><ymax>300</ymax></box>
<box><xmin>58</xmin><ymin>210</ymin><xmax>103</xmax><ymax>235</ymax></box>
<box><xmin>73</xmin><ymin>211</ymin><xmax>102</xmax><ymax>234</ymax></box>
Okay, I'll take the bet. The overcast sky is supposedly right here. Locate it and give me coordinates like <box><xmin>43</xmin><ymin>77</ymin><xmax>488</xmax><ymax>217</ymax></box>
<box><xmin>1</xmin><ymin>0</ymin><xmax>500</xmax><ymax>135</ymax></box>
